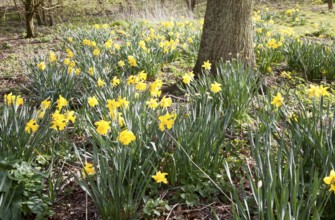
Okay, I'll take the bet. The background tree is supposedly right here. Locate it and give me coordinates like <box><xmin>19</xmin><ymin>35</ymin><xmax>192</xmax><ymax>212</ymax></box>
<box><xmin>193</xmin><ymin>0</ymin><xmax>254</xmax><ymax>74</ymax></box>
<box><xmin>328</xmin><ymin>0</ymin><xmax>333</xmax><ymax>10</ymax></box>
<box><xmin>185</xmin><ymin>0</ymin><xmax>196</xmax><ymax>11</ymax></box>
<box><xmin>21</xmin><ymin>0</ymin><xmax>44</xmax><ymax>38</ymax></box>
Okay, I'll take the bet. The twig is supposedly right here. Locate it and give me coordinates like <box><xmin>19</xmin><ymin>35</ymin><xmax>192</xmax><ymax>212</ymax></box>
<box><xmin>40</xmin><ymin>4</ymin><xmax>61</xmax><ymax>11</ymax></box>
<box><xmin>166</xmin><ymin>94</ymin><xmax>187</xmax><ymax>101</ymax></box>
<box><xmin>165</xmin><ymin>203</ymin><xmax>179</xmax><ymax>220</ymax></box>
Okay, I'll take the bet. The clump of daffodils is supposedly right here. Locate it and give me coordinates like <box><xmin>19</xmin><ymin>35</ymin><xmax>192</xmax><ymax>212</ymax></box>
<box><xmin>4</xmin><ymin>93</ymin><xmax>23</xmax><ymax>107</ymax></box>
<box><xmin>50</xmin><ymin>110</ymin><xmax>76</xmax><ymax>131</ymax></box>
<box><xmin>307</xmin><ymin>84</ymin><xmax>330</xmax><ymax>98</ymax></box>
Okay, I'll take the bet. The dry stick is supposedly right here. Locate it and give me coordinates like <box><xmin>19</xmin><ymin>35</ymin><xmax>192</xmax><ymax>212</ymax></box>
<box><xmin>146</xmin><ymin>111</ymin><xmax>235</xmax><ymax>205</ymax></box>
<box><xmin>165</xmin><ymin>203</ymin><xmax>179</xmax><ymax>220</ymax></box>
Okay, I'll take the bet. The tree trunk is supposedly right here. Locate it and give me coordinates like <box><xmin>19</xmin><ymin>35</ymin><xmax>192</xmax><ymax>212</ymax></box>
<box><xmin>161</xmin><ymin>0</ymin><xmax>166</xmax><ymax>8</ymax></box>
<box><xmin>193</xmin><ymin>0</ymin><xmax>254</xmax><ymax>74</ymax></box>
<box><xmin>48</xmin><ymin>0</ymin><xmax>55</xmax><ymax>26</ymax></box>
<box><xmin>186</xmin><ymin>0</ymin><xmax>196</xmax><ymax>11</ymax></box>
<box><xmin>36</xmin><ymin>8</ymin><xmax>44</xmax><ymax>26</ymax></box>
<box><xmin>328</xmin><ymin>0</ymin><xmax>333</xmax><ymax>10</ymax></box>
<box><xmin>25</xmin><ymin>1</ymin><xmax>36</xmax><ymax>38</ymax></box>
<box><xmin>26</xmin><ymin>12</ymin><xmax>35</xmax><ymax>38</ymax></box>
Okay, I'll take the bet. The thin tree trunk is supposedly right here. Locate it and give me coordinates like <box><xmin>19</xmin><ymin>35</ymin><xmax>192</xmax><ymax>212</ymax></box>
<box><xmin>36</xmin><ymin>8</ymin><xmax>44</xmax><ymax>25</ymax></box>
<box><xmin>194</xmin><ymin>0</ymin><xmax>254</xmax><ymax>74</ymax></box>
<box><xmin>13</xmin><ymin>0</ymin><xmax>22</xmax><ymax>22</ymax></box>
<box><xmin>160</xmin><ymin>0</ymin><xmax>166</xmax><ymax>8</ymax></box>
<box><xmin>185</xmin><ymin>0</ymin><xmax>196</xmax><ymax>11</ymax></box>
<box><xmin>26</xmin><ymin>12</ymin><xmax>35</xmax><ymax>38</ymax></box>
<box><xmin>25</xmin><ymin>0</ymin><xmax>36</xmax><ymax>38</ymax></box>
<box><xmin>48</xmin><ymin>0</ymin><xmax>55</xmax><ymax>26</ymax></box>
<box><xmin>328</xmin><ymin>0</ymin><xmax>333</xmax><ymax>10</ymax></box>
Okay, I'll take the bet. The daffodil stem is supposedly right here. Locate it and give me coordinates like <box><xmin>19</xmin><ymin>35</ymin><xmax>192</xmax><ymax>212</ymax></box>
<box><xmin>86</xmin><ymin>192</ymin><xmax>88</xmax><ymax>220</ymax></box>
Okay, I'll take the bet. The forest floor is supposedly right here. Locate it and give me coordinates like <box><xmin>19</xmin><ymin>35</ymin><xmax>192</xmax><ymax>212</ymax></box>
<box><xmin>1</xmin><ymin>1</ymin><xmax>335</xmax><ymax>219</ymax></box>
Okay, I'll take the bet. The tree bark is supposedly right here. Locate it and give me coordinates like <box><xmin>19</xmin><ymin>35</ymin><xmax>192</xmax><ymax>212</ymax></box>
<box><xmin>185</xmin><ymin>0</ymin><xmax>196</xmax><ymax>11</ymax></box>
<box><xmin>36</xmin><ymin>7</ymin><xmax>45</xmax><ymax>26</ymax></box>
<box><xmin>48</xmin><ymin>0</ymin><xmax>55</xmax><ymax>26</ymax></box>
<box><xmin>193</xmin><ymin>0</ymin><xmax>254</xmax><ymax>74</ymax></box>
<box><xmin>26</xmin><ymin>12</ymin><xmax>35</xmax><ymax>38</ymax></box>
<box><xmin>25</xmin><ymin>0</ymin><xmax>36</xmax><ymax>38</ymax></box>
<box><xmin>328</xmin><ymin>0</ymin><xmax>333</xmax><ymax>10</ymax></box>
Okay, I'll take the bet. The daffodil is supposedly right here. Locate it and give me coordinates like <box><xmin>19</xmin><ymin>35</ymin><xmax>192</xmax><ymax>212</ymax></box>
<box><xmin>83</xmin><ymin>39</ymin><xmax>91</xmax><ymax>46</ymax></box>
<box><xmin>50</xmin><ymin>110</ymin><xmax>68</xmax><ymax>131</ymax></box>
<box><xmin>202</xmin><ymin>60</ymin><xmax>211</xmax><ymax>70</ymax></box>
<box><xmin>158</xmin><ymin>112</ymin><xmax>176</xmax><ymax>131</ymax></box>
<box><xmin>93</xmin><ymin>48</ymin><xmax>100</xmax><ymax>56</ymax></box>
<box><xmin>138</xmin><ymin>71</ymin><xmax>147</xmax><ymax>81</ymax></box>
<box><xmin>152</xmin><ymin>171</ymin><xmax>168</xmax><ymax>184</ymax></box>
<box><xmin>4</xmin><ymin>93</ymin><xmax>23</xmax><ymax>106</ymax></box>
<box><xmin>135</xmin><ymin>82</ymin><xmax>147</xmax><ymax>91</ymax></box>
<box><xmin>56</xmin><ymin>95</ymin><xmax>68</xmax><ymax>110</ymax></box>
<box><xmin>308</xmin><ymin>85</ymin><xmax>319</xmax><ymax>98</ymax></box>
<box><xmin>308</xmin><ymin>85</ymin><xmax>330</xmax><ymax>98</ymax></box>
<box><xmin>75</xmin><ymin>68</ymin><xmax>81</xmax><ymax>75</ymax></box>
<box><xmin>64</xmin><ymin>110</ymin><xmax>76</xmax><ymax>123</ymax></box>
<box><xmin>37</xmin><ymin>62</ymin><xmax>46</xmax><ymax>71</ymax></box>
<box><xmin>97</xmin><ymin>77</ymin><xmax>105</xmax><ymax>87</ymax></box>
<box><xmin>318</xmin><ymin>85</ymin><xmax>330</xmax><ymax>97</ymax></box>
<box><xmin>271</xmin><ymin>92</ymin><xmax>284</xmax><ymax>108</ymax></box>
<box><xmin>324</xmin><ymin>170</ymin><xmax>335</xmax><ymax>193</ymax></box>
<box><xmin>118</xmin><ymin>112</ymin><xmax>125</xmax><ymax>127</ymax></box>
<box><xmin>118</xmin><ymin>60</ymin><xmax>125</xmax><ymax>67</ymax></box>
<box><xmin>210</xmin><ymin>82</ymin><xmax>222</xmax><ymax>93</ymax></box>
<box><xmin>114</xmin><ymin>43</ymin><xmax>120</xmax><ymax>50</ymax></box>
<box><xmin>40</xmin><ymin>98</ymin><xmax>51</xmax><ymax>112</ymax></box>
<box><xmin>88</xmin><ymin>67</ymin><xmax>94</xmax><ymax>76</ymax></box>
<box><xmin>25</xmin><ymin>119</ymin><xmax>39</xmax><ymax>134</ymax></box>
<box><xmin>49</xmin><ymin>51</ymin><xmax>57</xmax><ymax>63</ymax></box>
<box><xmin>160</xmin><ymin>96</ymin><xmax>172</xmax><ymax>108</ymax></box>
<box><xmin>118</xmin><ymin>129</ymin><xmax>136</xmax><ymax>145</ymax></box>
<box><xmin>88</xmin><ymin>96</ymin><xmax>98</xmax><ymax>107</ymax></box>
<box><xmin>105</xmin><ymin>39</ymin><xmax>113</xmax><ymax>48</ymax></box>
<box><xmin>128</xmin><ymin>55</ymin><xmax>137</xmax><ymax>67</ymax></box>
<box><xmin>64</xmin><ymin>58</ymin><xmax>71</xmax><ymax>66</ymax></box>
<box><xmin>82</xmin><ymin>162</ymin><xmax>96</xmax><ymax>178</ymax></box>
<box><xmin>106</xmin><ymin>99</ymin><xmax>121</xmax><ymax>113</ymax></box>
<box><xmin>146</xmin><ymin>98</ymin><xmax>159</xmax><ymax>110</ymax></box>
<box><xmin>182</xmin><ymin>71</ymin><xmax>195</xmax><ymax>85</ymax></box>
<box><xmin>66</xmin><ymin>48</ymin><xmax>74</xmax><ymax>58</ymax></box>
<box><xmin>112</xmin><ymin>76</ymin><xmax>121</xmax><ymax>87</ymax></box>
<box><xmin>117</xmin><ymin>96</ymin><xmax>129</xmax><ymax>109</ymax></box>
<box><xmin>94</xmin><ymin>120</ymin><xmax>111</xmax><ymax>136</ymax></box>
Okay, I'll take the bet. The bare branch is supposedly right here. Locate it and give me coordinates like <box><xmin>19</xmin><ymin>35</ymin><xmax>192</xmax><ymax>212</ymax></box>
<box><xmin>40</xmin><ymin>4</ymin><xmax>60</xmax><ymax>10</ymax></box>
